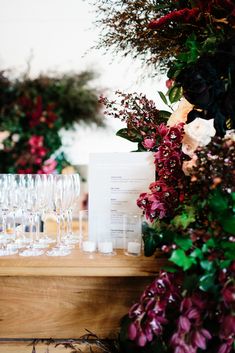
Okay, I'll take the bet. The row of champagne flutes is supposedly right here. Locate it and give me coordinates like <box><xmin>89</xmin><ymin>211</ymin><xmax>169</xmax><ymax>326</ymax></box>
<box><xmin>0</xmin><ymin>173</ymin><xmax>80</xmax><ymax>256</ymax></box>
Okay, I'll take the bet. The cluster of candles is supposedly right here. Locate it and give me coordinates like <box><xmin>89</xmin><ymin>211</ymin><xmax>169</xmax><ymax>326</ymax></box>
<box><xmin>82</xmin><ymin>240</ymin><xmax>141</xmax><ymax>256</ymax></box>
<box><xmin>80</xmin><ymin>211</ymin><xmax>142</xmax><ymax>256</ymax></box>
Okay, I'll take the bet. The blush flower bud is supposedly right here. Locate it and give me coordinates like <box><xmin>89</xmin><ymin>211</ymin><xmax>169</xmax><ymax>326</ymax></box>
<box><xmin>128</xmin><ymin>322</ymin><xmax>137</xmax><ymax>340</ymax></box>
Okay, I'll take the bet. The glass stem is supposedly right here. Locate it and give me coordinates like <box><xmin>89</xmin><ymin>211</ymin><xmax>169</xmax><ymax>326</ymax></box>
<box><xmin>29</xmin><ymin>214</ymin><xmax>35</xmax><ymax>248</ymax></box>
<box><xmin>68</xmin><ymin>209</ymin><xmax>73</xmax><ymax>236</ymax></box>
<box><xmin>12</xmin><ymin>210</ymin><xmax>17</xmax><ymax>239</ymax></box>
<box><xmin>56</xmin><ymin>214</ymin><xmax>61</xmax><ymax>246</ymax></box>
<box><xmin>2</xmin><ymin>213</ymin><xmax>7</xmax><ymax>235</ymax></box>
<box><xmin>35</xmin><ymin>213</ymin><xmax>40</xmax><ymax>242</ymax></box>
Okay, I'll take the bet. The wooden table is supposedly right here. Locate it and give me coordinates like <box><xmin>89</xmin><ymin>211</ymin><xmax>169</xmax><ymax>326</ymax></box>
<box><xmin>0</xmin><ymin>234</ymin><xmax>166</xmax><ymax>352</ymax></box>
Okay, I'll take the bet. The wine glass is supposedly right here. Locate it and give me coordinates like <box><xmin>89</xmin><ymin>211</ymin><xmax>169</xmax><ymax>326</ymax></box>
<box><xmin>36</xmin><ymin>174</ymin><xmax>55</xmax><ymax>245</ymax></box>
<box><xmin>47</xmin><ymin>174</ymin><xmax>73</xmax><ymax>256</ymax></box>
<box><xmin>62</xmin><ymin>173</ymin><xmax>80</xmax><ymax>245</ymax></box>
<box><xmin>0</xmin><ymin>174</ymin><xmax>18</xmax><ymax>255</ymax></box>
<box><xmin>19</xmin><ymin>175</ymin><xmax>44</xmax><ymax>256</ymax></box>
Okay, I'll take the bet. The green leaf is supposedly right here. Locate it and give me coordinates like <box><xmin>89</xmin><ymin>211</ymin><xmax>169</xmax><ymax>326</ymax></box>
<box><xmin>185</xmin><ymin>34</ymin><xmax>200</xmax><ymax>62</ymax></box>
<box><xmin>158</xmin><ymin>110</ymin><xmax>171</xmax><ymax>119</ymax></box>
<box><xmin>116</xmin><ymin>128</ymin><xmax>141</xmax><ymax>142</ymax></box>
<box><xmin>220</xmin><ymin>215</ymin><xmax>235</xmax><ymax>235</ymax></box>
<box><xmin>202</xmin><ymin>36</ymin><xmax>219</xmax><ymax>53</ymax></box>
<box><xmin>208</xmin><ymin>189</ymin><xmax>228</xmax><ymax>213</ymax></box>
<box><xmin>219</xmin><ymin>260</ymin><xmax>231</xmax><ymax>269</ymax></box>
<box><xmin>232</xmin><ymin>192</ymin><xmax>235</xmax><ymax>202</ymax></box>
<box><xmin>167</xmin><ymin>66</ymin><xmax>182</xmax><ymax>79</ymax></box>
<box><xmin>168</xmin><ymin>85</ymin><xmax>183</xmax><ymax>104</ymax></box>
<box><xmin>202</xmin><ymin>238</ymin><xmax>216</xmax><ymax>253</ymax></box>
<box><xmin>158</xmin><ymin>91</ymin><xmax>168</xmax><ymax>105</ymax></box>
<box><xmin>183</xmin><ymin>274</ymin><xmax>199</xmax><ymax>291</ymax></box>
<box><xmin>137</xmin><ymin>141</ymin><xmax>147</xmax><ymax>152</ymax></box>
<box><xmin>162</xmin><ymin>265</ymin><xmax>178</xmax><ymax>273</ymax></box>
<box><xmin>221</xmin><ymin>242</ymin><xmax>235</xmax><ymax>259</ymax></box>
<box><xmin>200</xmin><ymin>260</ymin><xmax>215</xmax><ymax>272</ymax></box>
<box><xmin>142</xmin><ymin>223</ymin><xmax>161</xmax><ymax>257</ymax></box>
<box><xmin>221</xmin><ymin>242</ymin><xmax>235</xmax><ymax>250</ymax></box>
<box><xmin>225</xmin><ymin>249</ymin><xmax>235</xmax><ymax>260</ymax></box>
<box><xmin>172</xmin><ymin>207</ymin><xmax>195</xmax><ymax>229</ymax></box>
<box><xmin>169</xmin><ymin>249</ymin><xmax>196</xmax><ymax>271</ymax></box>
<box><xmin>175</xmin><ymin>237</ymin><xmax>193</xmax><ymax>251</ymax></box>
<box><xmin>144</xmin><ymin>235</ymin><xmax>158</xmax><ymax>257</ymax></box>
<box><xmin>199</xmin><ymin>273</ymin><xmax>216</xmax><ymax>292</ymax></box>
<box><xmin>190</xmin><ymin>248</ymin><xmax>203</xmax><ymax>259</ymax></box>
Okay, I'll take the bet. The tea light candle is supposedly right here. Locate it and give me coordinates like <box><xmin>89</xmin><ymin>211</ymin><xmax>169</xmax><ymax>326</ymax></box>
<box><xmin>6</xmin><ymin>243</ymin><xmax>18</xmax><ymax>252</ymax></box>
<box><xmin>127</xmin><ymin>241</ymin><xmax>141</xmax><ymax>255</ymax></box>
<box><xmin>98</xmin><ymin>241</ymin><xmax>113</xmax><ymax>254</ymax></box>
<box><xmin>82</xmin><ymin>240</ymin><xmax>96</xmax><ymax>253</ymax></box>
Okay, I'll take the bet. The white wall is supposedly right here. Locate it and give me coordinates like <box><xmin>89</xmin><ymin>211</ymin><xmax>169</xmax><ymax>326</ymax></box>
<box><xmin>0</xmin><ymin>0</ymin><xmax>166</xmax><ymax>164</ymax></box>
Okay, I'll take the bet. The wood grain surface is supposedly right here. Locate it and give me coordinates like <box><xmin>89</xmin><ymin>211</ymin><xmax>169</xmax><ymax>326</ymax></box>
<box><xmin>0</xmin><ymin>275</ymin><xmax>154</xmax><ymax>339</ymax></box>
<box><xmin>0</xmin><ymin>249</ymin><xmax>166</xmax><ymax>277</ymax></box>
<box><xmin>0</xmin><ymin>341</ymin><xmax>103</xmax><ymax>353</ymax></box>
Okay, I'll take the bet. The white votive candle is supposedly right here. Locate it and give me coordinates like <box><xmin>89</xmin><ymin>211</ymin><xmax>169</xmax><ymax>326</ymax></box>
<box><xmin>82</xmin><ymin>240</ymin><xmax>96</xmax><ymax>253</ymax></box>
<box><xmin>127</xmin><ymin>241</ymin><xmax>141</xmax><ymax>255</ymax></box>
<box><xmin>98</xmin><ymin>241</ymin><xmax>113</xmax><ymax>254</ymax></box>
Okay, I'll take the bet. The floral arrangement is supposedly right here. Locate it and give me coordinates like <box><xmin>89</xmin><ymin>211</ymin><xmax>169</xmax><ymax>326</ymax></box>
<box><xmin>0</xmin><ymin>71</ymin><xmax>103</xmax><ymax>173</ymax></box>
<box><xmin>97</xmin><ymin>1</ymin><xmax>235</xmax><ymax>352</ymax></box>
<box><xmin>101</xmin><ymin>90</ymin><xmax>235</xmax><ymax>353</ymax></box>
<box><xmin>94</xmin><ymin>0</ymin><xmax>235</xmax><ymax>70</ymax></box>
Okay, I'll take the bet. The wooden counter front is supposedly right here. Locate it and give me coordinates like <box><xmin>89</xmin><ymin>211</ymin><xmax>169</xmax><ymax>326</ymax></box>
<box><xmin>0</xmin><ymin>248</ymin><xmax>164</xmax><ymax>277</ymax></box>
<box><xmin>0</xmin><ymin>249</ymin><xmax>166</xmax><ymax>342</ymax></box>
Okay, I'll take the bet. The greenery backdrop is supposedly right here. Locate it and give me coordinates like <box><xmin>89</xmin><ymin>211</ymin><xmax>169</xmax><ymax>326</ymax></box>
<box><xmin>0</xmin><ymin>70</ymin><xmax>103</xmax><ymax>173</ymax></box>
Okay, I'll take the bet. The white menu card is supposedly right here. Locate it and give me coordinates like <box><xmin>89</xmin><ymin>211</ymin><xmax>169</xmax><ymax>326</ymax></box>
<box><xmin>88</xmin><ymin>152</ymin><xmax>155</xmax><ymax>248</ymax></box>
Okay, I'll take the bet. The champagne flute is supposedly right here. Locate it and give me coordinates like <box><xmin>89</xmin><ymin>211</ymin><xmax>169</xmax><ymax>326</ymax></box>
<box><xmin>47</xmin><ymin>175</ymin><xmax>72</xmax><ymax>256</ymax></box>
<box><xmin>19</xmin><ymin>175</ymin><xmax>44</xmax><ymax>256</ymax></box>
<box><xmin>0</xmin><ymin>174</ymin><xmax>18</xmax><ymax>255</ymax></box>
<box><xmin>63</xmin><ymin>173</ymin><xmax>80</xmax><ymax>245</ymax></box>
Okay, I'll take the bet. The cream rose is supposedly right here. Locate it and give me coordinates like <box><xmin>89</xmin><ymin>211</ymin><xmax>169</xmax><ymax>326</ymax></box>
<box><xmin>184</xmin><ymin>118</ymin><xmax>216</xmax><ymax>147</ymax></box>
<box><xmin>225</xmin><ymin>129</ymin><xmax>235</xmax><ymax>142</ymax></box>
<box><xmin>167</xmin><ymin>98</ymin><xmax>194</xmax><ymax>127</ymax></box>
<box><xmin>0</xmin><ymin>131</ymin><xmax>10</xmax><ymax>150</ymax></box>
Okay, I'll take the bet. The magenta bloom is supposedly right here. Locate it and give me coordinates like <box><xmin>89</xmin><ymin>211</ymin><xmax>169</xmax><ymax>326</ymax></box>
<box><xmin>128</xmin><ymin>271</ymin><xmax>182</xmax><ymax>347</ymax></box>
<box><xmin>219</xmin><ymin>315</ymin><xmax>235</xmax><ymax>340</ymax></box>
<box><xmin>28</xmin><ymin>135</ymin><xmax>44</xmax><ymax>148</ymax></box>
<box><xmin>149</xmin><ymin>8</ymin><xmax>200</xmax><ymax>29</ymax></box>
<box><xmin>38</xmin><ymin>158</ymin><xmax>57</xmax><ymax>174</ymax></box>
<box><xmin>142</xmin><ymin>137</ymin><xmax>156</xmax><ymax>149</ymax></box>
<box><xmin>171</xmin><ymin>293</ymin><xmax>212</xmax><ymax>353</ymax></box>
<box><xmin>28</xmin><ymin>135</ymin><xmax>47</xmax><ymax>157</ymax></box>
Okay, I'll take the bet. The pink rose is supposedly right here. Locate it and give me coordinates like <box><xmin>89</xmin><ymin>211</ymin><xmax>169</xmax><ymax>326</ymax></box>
<box><xmin>38</xmin><ymin>158</ymin><xmax>57</xmax><ymax>174</ymax></box>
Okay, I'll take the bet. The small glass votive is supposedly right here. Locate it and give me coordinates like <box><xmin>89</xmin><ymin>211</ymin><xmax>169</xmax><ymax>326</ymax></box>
<box><xmin>98</xmin><ymin>240</ymin><xmax>113</xmax><ymax>254</ymax></box>
<box><xmin>82</xmin><ymin>240</ymin><xmax>96</xmax><ymax>253</ymax></box>
<box><xmin>79</xmin><ymin>210</ymin><xmax>96</xmax><ymax>253</ymax></box>
<box><xmin>97</xmin><ymin>235</ymin><xmax>116</xmax><ymax>255</ymax></box>
<box><xmin>123</xmin><ymin>214</ymin><xmax>142</xmax><ymax>256</ymax></box>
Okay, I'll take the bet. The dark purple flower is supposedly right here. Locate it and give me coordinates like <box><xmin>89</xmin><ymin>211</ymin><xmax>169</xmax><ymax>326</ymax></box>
<box><xmin>128</xmin><ymin>272</ymin><xmax>182</xmax><ymax>347</ymax></box>
<box><xmin>222</xmin><ymin>284</ymin><xmax>235</xmax><ymax>307</ymax></box>
<box><xmin>219</xmin><ymin>315</ymin><xmax>235</xmax><ymax>340</ymax></box>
